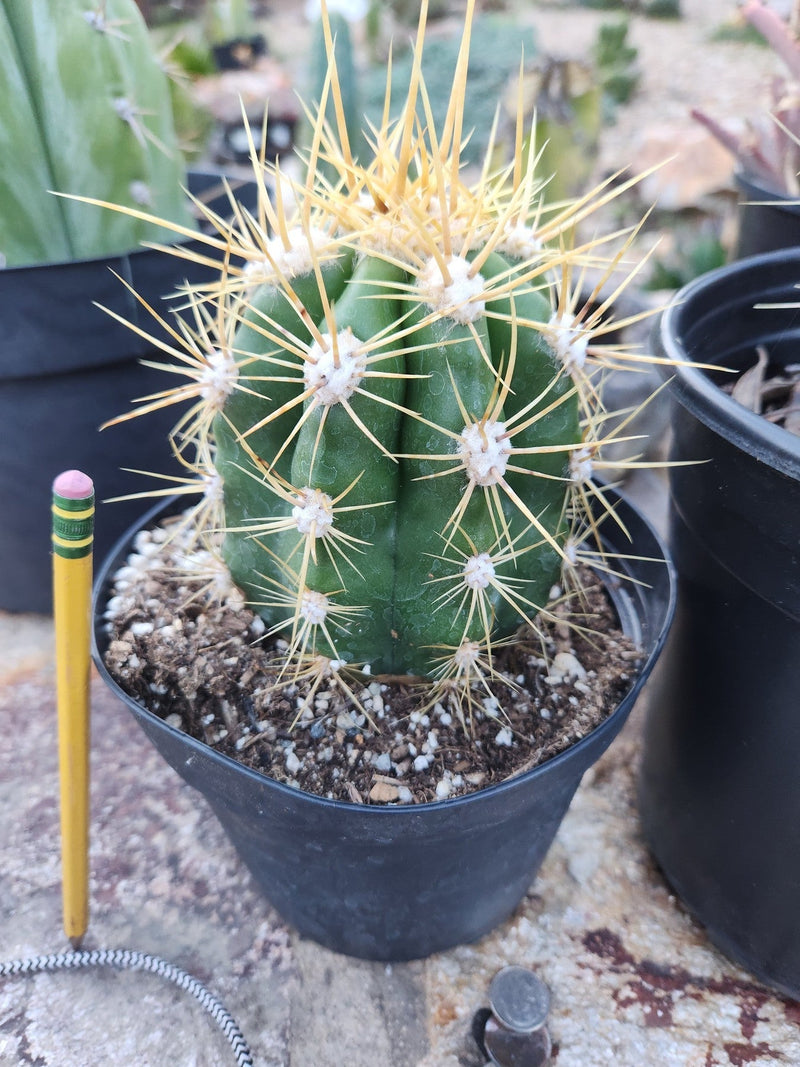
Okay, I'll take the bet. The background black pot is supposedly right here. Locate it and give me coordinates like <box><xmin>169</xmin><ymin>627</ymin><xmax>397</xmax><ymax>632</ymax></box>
<box><xmin>639</xmin><ymin>249</ymin><xmax>800</xmax><ymax>998</ymax></box>
<box><xmin>212</xmin><ymin>33</ymin><xmax>267</xmax><ymax>70</ymax></box>
<box><xmin>92</xmin><ymin>487</ymin><xmax>675</xmax><ymax>962</ymax></box>
<box><xmin>0</xmin><ymin>171</ymin><xmax>257</xmax><ymax>614</ymax></box>
<box><xmin>734</xmin><ymin>169</ymin><xmax>800</xmax><ymax>259</ymax></box>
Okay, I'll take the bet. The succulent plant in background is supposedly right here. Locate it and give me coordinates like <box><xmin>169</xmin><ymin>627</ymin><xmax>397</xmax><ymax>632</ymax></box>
<box><xmin>92</xmin><ymin>0</ymin><xmax>657</xmax><ymax>721</ymax></box>
<box><xmin>204</xmin><ymin>0</ymin><xmax>257</xmax><ymax>45</ymax></box>
<box><xmin>204</xmin><ymin>0</ymin><xmax>267</xmax><ymax>71</ymax></box>
<box><xmin>593</xmin><ymin>18</ymin><xmax>641</xmax><ymax>114</ymax></box>
<box><xmin>692</xmin><ymin>0</ymin><xmax>800</xmax><ymax>195</ymax></box>
<box><xmin>0</xmin><ymin>0</ymin><xmax>193</xmax><ymax>268</ymax></box>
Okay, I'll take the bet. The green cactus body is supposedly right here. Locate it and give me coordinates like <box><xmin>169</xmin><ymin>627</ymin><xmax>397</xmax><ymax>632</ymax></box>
<box><xmin>0</xmin><ymin>0</ymin><xmax>192</xmax><ymax>267</ymax></box>
<box><xmin>213</xmin><ymin>237</ymin><xmax>581</xmax><ymax>677</ymax></box>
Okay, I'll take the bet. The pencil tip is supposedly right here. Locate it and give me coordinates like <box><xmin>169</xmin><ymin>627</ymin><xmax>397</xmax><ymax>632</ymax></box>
<box><xmin>69</xmin><ymin>935</ymin><xmax>85</xmax><ymax>951</ymax></box>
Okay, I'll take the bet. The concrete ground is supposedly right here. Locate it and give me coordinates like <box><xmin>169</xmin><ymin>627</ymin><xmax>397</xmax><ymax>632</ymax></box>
<box><xmin>1</xmin><ymin>468</ymin><xmax>799</xmax><ymax>1066</ymax></box>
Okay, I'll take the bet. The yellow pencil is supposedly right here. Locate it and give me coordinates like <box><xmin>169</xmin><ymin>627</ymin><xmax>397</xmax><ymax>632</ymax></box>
<box><xmin>52</xmin><ymin>469</ymin><xmax>95</xmax><ymax>949</ymax></box>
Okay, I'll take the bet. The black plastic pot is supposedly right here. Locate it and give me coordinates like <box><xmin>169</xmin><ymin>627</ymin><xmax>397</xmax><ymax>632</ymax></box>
<box><xmin>92</xmin><ymin>488</ymin><xmax>675</xmax><ymax>962</ymax></box>
<box><xmin>212</xmin><ymin>34</ymin><xmax>267</xmax><ymax>71</ymax></box>
<box><xmin>639</xmin><ymin>249</ymin><xmax>800</xmax><ymax>998</ymax></box>
<box><xmin>0</xmin><ymin>170</ymin><xmax>257</xmax><ymax>614</ymax></box>
<box><xmin>734</xmin><ymin>169</ymin><xmax>800</xmax><ymax>259</ymax></box>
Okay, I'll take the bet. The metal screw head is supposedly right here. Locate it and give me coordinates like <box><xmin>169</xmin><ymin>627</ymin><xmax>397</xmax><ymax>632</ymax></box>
<box><xmin>488</xmin><ymin>966</ymin><xmax>551</xmax><ymax>1034</ymax></box>
<box><xmin>483</xmin><ymin>1015</ymin><xmax>552</xmax><ymax>1067</ymax></box>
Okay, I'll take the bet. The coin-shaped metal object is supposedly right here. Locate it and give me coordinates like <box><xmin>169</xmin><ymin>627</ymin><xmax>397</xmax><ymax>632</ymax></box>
<box><xmin>483</xmin><ymin>1015</ymin><xmax>552</xmax><ymax>1067</ymax></box>
<box><xmin>488</xmin><ymin>966</ymin><xmax>551</xmax><ymax>1034</ymax></box>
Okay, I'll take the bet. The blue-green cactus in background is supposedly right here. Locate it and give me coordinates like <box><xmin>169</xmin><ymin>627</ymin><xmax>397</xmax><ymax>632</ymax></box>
<box><xmin>0</xmin><ymin>0</ymin><xmax>193</xmax><ymax>267</ymax></box>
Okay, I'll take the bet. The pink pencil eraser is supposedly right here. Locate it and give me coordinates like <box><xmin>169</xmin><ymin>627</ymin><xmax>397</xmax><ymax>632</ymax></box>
<box><xmin>53</xmin><ymin>470</ymin><xmax>94</xmax><ymax>500</ymax></box>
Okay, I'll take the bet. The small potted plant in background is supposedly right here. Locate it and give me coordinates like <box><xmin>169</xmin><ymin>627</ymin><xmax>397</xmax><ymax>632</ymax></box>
<box><xmin>90</xmin><ymin>0</ymin><xmax>676</xmax><ymax>961</ymax></box>
<box><xmin>692</xmin><ymin>0</ymin><xmax>800</xmax><ymax>256</ymax></box>
<box><xmin>204</xmin><ymin>0</ymin><xmax>265</xmax><ymax>71</ymax></box>
<box><xmin>0</xmin><ymin>0</ymin><xmax>257</xmax><ymax>613</ymax></box>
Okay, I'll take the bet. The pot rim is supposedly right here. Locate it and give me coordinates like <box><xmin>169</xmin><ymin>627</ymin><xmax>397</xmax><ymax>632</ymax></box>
<box><xmin>656</xmin><ymin>248</ymin><xmax>800</xmax><ymax>480</ymax></box>
<box><xmin>0</xmin><ymin>168</ymin><xmax>240</xmax><ymax>275</ymax></box>
<box><xmin>92</xmin><ymin>487</ymin><xmax>676</xmax><ymax>817</ymax></box>
<box><xmin>733</xmin><ymin>166</ymin><xmax>800</xmax><ymax>209</ymax></box>
<box><xmin>0</xmin><ymin>169</ymin><xmax>261</xmax><ymax>383</ymax></box>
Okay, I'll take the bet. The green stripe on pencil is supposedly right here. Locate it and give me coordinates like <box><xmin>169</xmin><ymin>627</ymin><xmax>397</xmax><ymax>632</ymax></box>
<box><xmin>52</xmin><ymin>487</ymin><xmax>95</xmax><ymax>558</ymax></box>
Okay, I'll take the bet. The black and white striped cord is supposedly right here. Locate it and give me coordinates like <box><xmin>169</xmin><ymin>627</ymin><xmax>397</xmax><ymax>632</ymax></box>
<box><xmin>0</xmin><ymin>948</ymin><xmax>254</xmax><ymax>1067</ymax></box>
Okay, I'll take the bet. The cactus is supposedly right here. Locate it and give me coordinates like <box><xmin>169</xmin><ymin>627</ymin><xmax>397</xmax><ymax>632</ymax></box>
<box><xmin>307</xmin><ymin>7</ymin><xmax>364</xmax><ymax>183</ymax></box>
<box><xmin>0</xmin><ymin>0</ymin><xmax>193</xmax><ymax>268</ymax></box>
<box><xmin>205</xmin><ymin>0</ymin><xmax>257</xmax><ymax>44</ymax></box>
<box><xmin>97</xmin><ymin>0</ymin><xmax>654</xmax><ymax>713</ymax></box>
